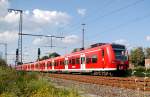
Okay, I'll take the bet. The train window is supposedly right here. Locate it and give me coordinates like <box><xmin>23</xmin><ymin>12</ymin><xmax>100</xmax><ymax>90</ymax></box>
<box><xmin>86</xmin><ymin>57</ymin><xmax>91</xmax><ymax>64</ymax></box>
<box><xmin>54</xmin><ymin>62</ymin><xmax>56</xmax><ymax>66</ymax></box>
<box><xmin>60</xmin><ymin>61</ymin><xmax>64</xmax><ymax>65</ymax></box>
<box><xmin>60</xmin><ymin>61</ymin><xmax>62</xmax><ymax>65</ymax></box>
<box><xmin>58</xmin><ymin>61</ymin><xmax>60</xmax><ymax>65</ymax></box>
<box><xmin>28</xmin><ymin>65</ymin><xmax>30</xmax><ymax>69</ymax></box>
<box><xmin>76</xmin><ymin>58</ymin><xmax>80</xmax><ymax>64</ymax></box>
<box><xmin>48</xmin><ymin>62</ymin><xmax>52</xmax><ymax>66</ymax></box>
<box><xmin>102</xmin><ymin>50</ymin><xmax>104</xmax><ymax>58</ymax></box>
<box><xmin>81</xmin><ymin>57</ymin><xmax>85</xmax><ymax>64</ymax></box>
<box><xmin>56</xmin><ymin>61</ymin><xmax>59</xmax><ymax>66</ymax></box>
<box><xmin>52</xmin><ymin>61</ymin><xmax>54</xmax><ymax>66</ymax></box>
<box><xmin>62</xmin><ymin>60</ymin><xmax>65</xmax><ymax>65</ymax></box>
<box><xmin>35</xmin><ymin>64</ymin><xmax>38</xmax><ymax>68</ymax></box>
<box><xmin>42</xmin><ymin>63</ymin><xmax>45</xmax><ymax>67</ymax></box>
<box><xmin>36</xmin><ymin>64</ymin><xmax>38</xmax><ymax>69</ymax></box>
<box><xmin>72</xmin><ymin>59</ymin><xmax>75</xmax><ymax>65</ymax></box>
<box><xmin>69</xmin><ymin>59</ymin><xmax>71</xmax><ymax>64</ymax></box>
<box><xmin>65</xmin><ymin>60</ymin><xmax>68</xmax><ymax>65</ymax></box>
<box><xmin>92</xmin><ymin>55</ymin><xmax>98</xmax><ymax>63</ymax></box>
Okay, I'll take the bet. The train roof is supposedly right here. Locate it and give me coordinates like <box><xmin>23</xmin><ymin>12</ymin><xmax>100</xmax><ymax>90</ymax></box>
<box><xmin>69</xmin><ymin>43</ymin><xmax>126</xmax><ymax>56</ymax></box>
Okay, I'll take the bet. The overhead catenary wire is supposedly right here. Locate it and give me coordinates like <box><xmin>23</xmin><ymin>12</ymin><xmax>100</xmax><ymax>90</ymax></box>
<box><xmin>89</xmin><ymin>12</ymin><xmax>150</xmax><ymax>41</ymax></box>
<box><xmin>87</xmin><ymin>0</ymin><xmax>145</xmax><ymax>25</ymax></box>
<box><xmin>61</xmin><ymin>0</ymin><xmax>116</xmax><ymax>34</ymax></box>
<box><xmin>67</xmin><ymin>0</ymin><xmax>145</xmax><ymax>35</ymax></box>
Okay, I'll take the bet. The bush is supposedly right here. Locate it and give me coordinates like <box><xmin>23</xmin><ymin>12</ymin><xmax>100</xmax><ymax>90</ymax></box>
<box><xmin>0</xmin><ymin>66</ymin><xmax>80</xmax><ymax>97</ymax></box>
<box><xmin>0</xmin><ymin>66</ymin><xmax>17</xmax><ymax>94</ymax></box>
<box><xmin>0</xmin><ymin>58</ymin><xmax>7</xmax><ymax>67</ymax></box>
<box><xmin>28</xmin><ymin>79</ymin><xmax>80</xmax><ymax>97</ymax></box>
<box><xmin>127</xmin><ymin>66</ymin><xmax>150</xmax><ymax>77</ymax></box>
<box><xmin>0</xmin><ymin>92</ymin><xmax>17</xmax><ymax>97</ymax></box>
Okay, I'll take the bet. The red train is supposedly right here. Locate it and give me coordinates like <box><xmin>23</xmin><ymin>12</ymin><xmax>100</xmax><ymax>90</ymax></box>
<box><xmin>16</xmin><ymin>43</ymin><xmax>129</xmax><ymax>75</ymax></box>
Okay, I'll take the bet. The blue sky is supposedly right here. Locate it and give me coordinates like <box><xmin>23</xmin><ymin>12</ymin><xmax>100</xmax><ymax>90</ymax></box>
<box><xmin>0</xmin><ymin>0</ymin><xmax>150</xmax><ymax>64</ymax></box>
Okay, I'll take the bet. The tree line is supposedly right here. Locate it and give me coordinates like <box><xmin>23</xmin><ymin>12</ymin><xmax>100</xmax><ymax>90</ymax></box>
<box><xmin>130</xmin><ymin>47</ymin><xmax>150</xmax><ymax>67</ymax></box>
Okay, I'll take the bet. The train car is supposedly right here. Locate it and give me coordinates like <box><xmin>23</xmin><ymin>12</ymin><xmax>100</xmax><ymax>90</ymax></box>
<box><xmin>16</xmin><ymin>43</ymin><xmax>129</xmax><ymax>76</ymax></box>
<box><xmin>62</xmin><ymin>43</ymin><xmax>128</xmax><ymax>75</ymax></box>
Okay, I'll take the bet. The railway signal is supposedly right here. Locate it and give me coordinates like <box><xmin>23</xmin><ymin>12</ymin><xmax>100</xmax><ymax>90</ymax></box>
<box><xmin>38</xmin><ymin>48</ymin><xmax>41</xmax><ymax>60</ymax></box>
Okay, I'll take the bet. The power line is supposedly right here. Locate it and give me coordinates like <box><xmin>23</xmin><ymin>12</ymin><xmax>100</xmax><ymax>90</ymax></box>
<box><xmin>67</xmin><ymin>0</ymin><xmax>145</xmax><ymax>35</ymax></box>
<box><xmin>20</xmin><ymin>33</ymin><xmax>64</xmax><ymax>38</ymax></box>
<box><xmin>87</xmin><ymin>0</ymin><xmax>145</xmax><ymax>25</ymax></box>
<box><xmin>20</xmin><ymin>33</ymin><xmax>65</xmax><ymax>60</ymax></box>
<box><xmin>41</xmin><ymin>45</ymin><xmax>67</xmax><ymax>54</ymax></box>
<box><xmin>20</xmin><ymin>33</ymin><xmax>64</xmax><ymax>49</ymax></box>
<box><xmin>61</xmin><ymin>0</ymin><xmax>116</xmax><ymax>34</ymax></box>
<box><xmin>90</xmin><ymin>12</ymin><xmax>150</xmax><ymax>41</ymax></box>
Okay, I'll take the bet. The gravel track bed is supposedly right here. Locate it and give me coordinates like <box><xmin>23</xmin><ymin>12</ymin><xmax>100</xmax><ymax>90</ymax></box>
<box><xmin>48</xmin><ymin>77</ymin><xmax>150</xmax><ymax>97</ymax></box>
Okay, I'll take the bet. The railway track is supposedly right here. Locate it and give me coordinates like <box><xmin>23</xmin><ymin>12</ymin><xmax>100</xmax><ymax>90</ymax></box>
<box><xmin>49</xmin><ymin>73</ymin><xmax>150</xmax><ymax>91</ymax></box>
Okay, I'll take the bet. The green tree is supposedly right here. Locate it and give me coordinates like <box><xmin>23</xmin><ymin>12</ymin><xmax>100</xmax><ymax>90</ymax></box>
<box><xmin>0</xmin><ymin>58</ymin><xmax>7</xmax><ymax>67</ymax></box>
<box><xmin>40</xmin><ymin>56</ymin><xmax>49</xmax><ymax>61</ymax></box>
<box><xmin>48</xmin><ymin>52</ymin><xmax>60</xmax><ymax>58</ymax></box>
<box><xmin>39</xmin><ymin>52</ymin><xmax>60</xmax><ymax>61</ymax></box>
<box><xmin>145</xmin><ymin>48</ymin><xmax>150</xmax><ymax>59</ymax></box>
<box><xmin>130</xmin><ymin>47</ymin><xmax>145</xmax><ymax>66</ymax></box>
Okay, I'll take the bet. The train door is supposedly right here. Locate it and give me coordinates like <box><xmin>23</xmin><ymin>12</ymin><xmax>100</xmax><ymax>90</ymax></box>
<box><xmin>80</xmin><ymin>54</ymin><xmax>86</xmax><ymax>70</ymax></box>
<box><xmin>52</xmin><ymin>59</ymin><xmax>54</xmax><ymax>70</ymax></box>
<box><xmin>65</xmin><ymin>57</ymin><xmax>68</xmax><ymax>70</ymax></box>
<box><xmin>101</xmin><ymin>49</ymin><xmax>105</xmax><ymax>68</ymax></box>
<box><xmin>45</xmin><ymin>61</ymin><xmax>48</xmax><ymax>71</ymax></box>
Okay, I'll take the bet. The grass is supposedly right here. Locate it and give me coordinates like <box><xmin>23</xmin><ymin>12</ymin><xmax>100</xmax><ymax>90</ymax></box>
<box><xmin>126</xmin><ymin>66</ymin><xmax>150</xmax><ymax>77</ymax></box>
<box><xmin>0</xmin><ymin>66</ymin><xmax>80</xmax><ymax>97</ymax></box>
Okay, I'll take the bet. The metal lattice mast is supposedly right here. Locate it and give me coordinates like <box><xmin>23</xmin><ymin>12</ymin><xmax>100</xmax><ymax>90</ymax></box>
<box><xmin>18</xmin><ymin>10</ymin><xmax>23</xmax><ymax>65</ymax></box>
<box><xmin>82</xmin><ymin>23</ymin><xmax>85</xmax><ymax>49</ymax></box>
<box><xmin>8</xmin><ymin>9</ymin><xmax>23</xmax><ymax>65</ymax></box>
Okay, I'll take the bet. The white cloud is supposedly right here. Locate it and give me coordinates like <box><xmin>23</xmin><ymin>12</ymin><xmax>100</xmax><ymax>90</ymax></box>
<box><xmin>32</xmin><ymin>37</ymin><xmax>48</xmax><ymax>45</ymax></box>
<box><xmin>0</xmin><ymin>0</ymin><xmax>9</xmax><ymax>16</ymax></box>
<box><xmin>32</xmin><ymin>9</ymin><xmax>71</xmax><ymax>25</ymax></box>
<box><xmin>33</xmin><ymin>35</ymin><xmax>80</xmax><ymax>46</ymax></box>
<box><xmin>0</xmin><ymin>31</ymin><xmax>18</xmax><ymax>43</ymax></box>
<box><xmin>77</xmin><ymin>8</ymin><xmax>87</xmax><ymax>17</ymax></box>
<box><xmin>146</xmin><ymin>36</ymin><xmax>150</xmax><ymax>41</ymax></box>
<box><xmin>114</xmin><ymin>39</ymin><xmax>128</xmax><ymax>45</ymax></box>
<box><xmin>3</xmin><ymin>12</ymin><xmax>19</xmax><ymax>23</ymax></box>
<box><xmin>62</xmin><ymin>35</ymin><xmax>80</xmax><ymax>44</ymax></box>
<box><xmin>24</xmin><ymin>10</ymin><xmax>30</xmax><ymax>15</ymax></box>
<box><xmin>0</xmin><ymin>0</ymin><xmax>72</xmax><ymax>64</ymax></box>
<box><xmin>0</xmin><ymin>8</ymin><xmax>71</xmax><ymax>33</ymax></box>
<box><xmin>114</xmin><ymin>39</ymin><xmax>133</xmax><ymax>50</ymax></box>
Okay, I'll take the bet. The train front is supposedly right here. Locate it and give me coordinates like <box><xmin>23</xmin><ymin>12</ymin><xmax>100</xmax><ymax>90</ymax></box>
<box><xmin>111</xmin><ymin>44</ymin><xmax>129</xmax><ymax>71</ymax></box>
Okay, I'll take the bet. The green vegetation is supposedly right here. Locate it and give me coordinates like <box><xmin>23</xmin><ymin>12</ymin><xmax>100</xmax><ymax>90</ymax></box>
<box><xmin>0</xmin><ymin>58</ymin><xmax>7</xmax><ymax>67</ymax></box>
<box><xmin>126</xmin><ymin>66</ymin><xmax>150</xmax><ymax>77</ymax></box>
<box><xmin>39</xmin><ymin>52</ymin><xmax>60</xmax><ymax>61</ymax></box>
<box><xmin>129</xmin><ymin>47</ymin><xmax>150</xmax><ymax>67</ymax></box>
<box><xmin>0</xmin><ymin>59</ymin><xmax>80</xmax><ymax>97</ymax></box>
<box><xmin>130</xmin><ymin>47</ymin><xmax>145</xmax><ymax>66</ymax></box>
<box><xmin>145</xmin><ymin>48</ymin><xmax>150</xmax><ymax>59</ymax></box>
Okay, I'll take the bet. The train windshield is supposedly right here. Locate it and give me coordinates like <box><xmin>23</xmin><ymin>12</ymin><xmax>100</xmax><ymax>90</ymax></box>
<box><xmin>112</xmin><ymin>44</ymin><xmax>128</xmax><ymax>60</ymax></box>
